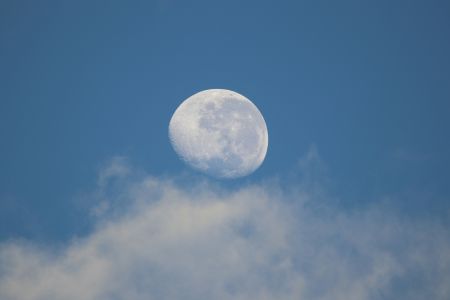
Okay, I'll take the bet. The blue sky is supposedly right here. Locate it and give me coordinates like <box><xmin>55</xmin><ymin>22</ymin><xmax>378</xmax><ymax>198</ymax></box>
<box><xmin>1</xmin><ymin>1</ymin><xmax>450</xmax><ymax>299</ymax></box>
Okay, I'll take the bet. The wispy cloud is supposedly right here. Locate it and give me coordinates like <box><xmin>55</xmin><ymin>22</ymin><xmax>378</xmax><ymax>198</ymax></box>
<box><xmin>1</xmin><ymin>156</ymin><xmax>449</xmax><ymax>300</ymax></box>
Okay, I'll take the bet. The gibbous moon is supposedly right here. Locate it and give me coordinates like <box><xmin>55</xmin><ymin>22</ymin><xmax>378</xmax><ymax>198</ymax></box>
<box><xmin>169</xmin><ymin>89</ymin><xmax>268</xmax><ymax>179</ymax></box>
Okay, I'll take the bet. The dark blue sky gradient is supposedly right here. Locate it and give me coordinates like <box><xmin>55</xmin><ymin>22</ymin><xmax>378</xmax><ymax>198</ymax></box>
<box><xmin>1</xmin><ymin>0</ymin><xmax>449</xmax><ymax>240</ymax></box>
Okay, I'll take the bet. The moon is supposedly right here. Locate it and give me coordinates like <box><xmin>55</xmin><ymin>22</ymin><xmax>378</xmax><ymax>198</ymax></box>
<box><xmin>169</xmin><ymin>89</ymin><xmax>268</xmax><ymax>179</ymax></box>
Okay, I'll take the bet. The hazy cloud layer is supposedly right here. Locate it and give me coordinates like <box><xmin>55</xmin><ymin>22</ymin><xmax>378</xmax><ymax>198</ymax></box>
<box><xmin>1</xmin><ymin>158</ymin><xmax>449</xmax><ymax>300</ymax></box>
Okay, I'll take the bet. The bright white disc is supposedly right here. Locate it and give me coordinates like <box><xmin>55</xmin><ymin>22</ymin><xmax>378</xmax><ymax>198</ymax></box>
<box><xmin>169</xmin><ymin>89</ymin><xmax>268</xmax><ymax>178</ymax></box>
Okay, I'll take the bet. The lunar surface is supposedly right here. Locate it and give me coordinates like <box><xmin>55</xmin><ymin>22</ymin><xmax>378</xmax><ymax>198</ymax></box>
<box><xmin>169</xmin><ymin>89</ymin><xmax>268</xmax><ymax>178</ymax></box>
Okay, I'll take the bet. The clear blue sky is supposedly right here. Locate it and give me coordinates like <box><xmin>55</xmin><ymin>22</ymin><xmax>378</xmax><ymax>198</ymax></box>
<box><xmin>1</xmin><ymin>0</ymin><xmax>449</xmax><ymax>239</ymax></box>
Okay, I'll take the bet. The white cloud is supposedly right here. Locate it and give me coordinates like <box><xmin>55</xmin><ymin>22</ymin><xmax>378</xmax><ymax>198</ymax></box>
<box><xmin>0</xmin><ymin>158</ymin><xmax>449</xmax><ymax>300</ymax></box>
